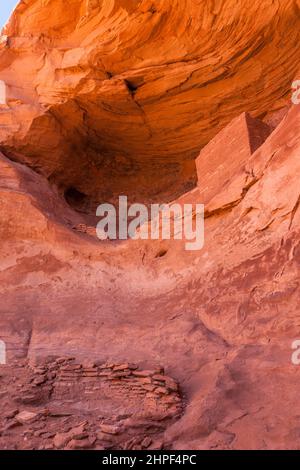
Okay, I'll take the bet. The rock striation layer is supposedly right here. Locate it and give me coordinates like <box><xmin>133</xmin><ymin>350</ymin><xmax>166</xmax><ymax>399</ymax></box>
<box><xmin>1</xmin><ymin>0</ymin><xmax>300</xmax><ymax>204</ymax></box>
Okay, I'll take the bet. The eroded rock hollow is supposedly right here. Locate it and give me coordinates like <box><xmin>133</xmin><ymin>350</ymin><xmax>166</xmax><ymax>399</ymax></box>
<box><xmin>0</xmin><ymin>0</ymin><xmax>300</xmax><ymax>450</ymax></box>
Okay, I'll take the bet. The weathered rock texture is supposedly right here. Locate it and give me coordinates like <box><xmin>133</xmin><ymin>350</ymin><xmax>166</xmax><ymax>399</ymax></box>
<box><xmin>0</xmin><ymin>0</ymin><xmax>300</xmax><ymax>450</ymax></box>
<box><xmin>1</xmin><ymin>0</ymin><xmax>300</xmax><ymax>205</ymax></box>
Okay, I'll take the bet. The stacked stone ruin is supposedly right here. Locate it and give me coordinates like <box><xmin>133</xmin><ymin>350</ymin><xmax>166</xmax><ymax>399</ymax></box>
<box><xmin>0</xmin><ymin>357</ymin><xmax>183</xmax><ymax>450</ymax></box>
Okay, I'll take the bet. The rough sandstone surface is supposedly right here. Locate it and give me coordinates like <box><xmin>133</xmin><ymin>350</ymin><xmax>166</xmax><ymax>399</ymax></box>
<box><xmin>1</xmin><ymin>0</ymin><xmax>300</xmax><ymax>204</ymax></box>
<box><xmin>0</xmin><ymin>0</ymin><xmax>300</xmax><ymax>450</ymax></box>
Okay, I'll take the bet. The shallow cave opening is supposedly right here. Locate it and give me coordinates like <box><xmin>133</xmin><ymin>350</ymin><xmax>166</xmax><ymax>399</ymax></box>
<box><xmin>64</xmin><ymin>187</ymin><xmax>89</xmax><ymax>212</ymax></box>
<box><xmin>17</xmin><ymin>96</ymin><xmax>199</xmax><ymax>219</ymax></box>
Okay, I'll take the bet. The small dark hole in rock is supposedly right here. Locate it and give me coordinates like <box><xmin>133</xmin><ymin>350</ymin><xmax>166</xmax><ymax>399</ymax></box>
<box><xmin>125</xmin><ymin>79</ymin><xmax>139</xmax><ymax>94</ymax></box>
<box><xmin>155</xmin><ymin>249</ymin><xmax>168</xmax><ymax>259</ymax></box>
<box><xmin>64</xmin><ymin>187</ymin><xmax>88</xmax><ymax>210</ymax></box>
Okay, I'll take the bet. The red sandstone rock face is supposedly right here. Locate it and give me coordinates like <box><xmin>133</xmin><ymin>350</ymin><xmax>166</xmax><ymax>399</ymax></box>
<box><xmin>1</xmin><ymin>0</ymin><xmax>300</xmax><ymax>204</ymax></box>
<box><xmin>0</xmin><ymin>0</ymin><xmax>300</xmax><ymax>451</ymax></box>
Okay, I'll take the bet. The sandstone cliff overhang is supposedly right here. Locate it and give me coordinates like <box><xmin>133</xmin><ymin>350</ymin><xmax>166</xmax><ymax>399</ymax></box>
<box><xmin>0</xmin><ymin>0</ymin><xmax>299</xmax><ymax>207</ymax></box>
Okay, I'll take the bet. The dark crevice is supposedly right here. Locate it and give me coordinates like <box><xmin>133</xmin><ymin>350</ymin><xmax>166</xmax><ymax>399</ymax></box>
<box><xmin>124</xmin><ymin>79</ymin><xmax>140</xmax><ymax>96</ymax></box>
<box><xmin>155</xmin><ymin>248</ymin><xmax>168</xmax><ymax>259</ymax></box>
<box><xmin>64</xmin><ymin>187</ymin><xmax>89</xmax><ymax>212</ymax></box>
